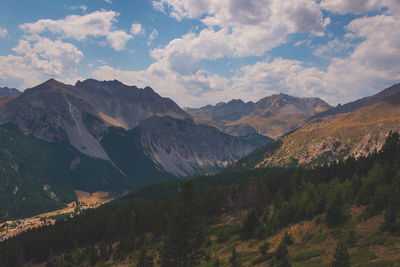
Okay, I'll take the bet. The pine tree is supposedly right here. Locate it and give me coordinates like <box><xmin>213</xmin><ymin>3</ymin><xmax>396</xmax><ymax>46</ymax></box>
<box><xmin>259</xmin><ymin>242</ymin><xmax>270</xmax><ymax>256</ymax></box>
<box><xmin>240</xmin><ymin>208</ymin><xmax>258</xmax><ymax>240</ymax></box>
<box><xmin>229</xmin><ymin>248</ymin><xmax>240</xmax><ymax>267</ymax></box>
<box><xmin>282</xmin><ymin>231</ymin><xmax>293</xmax><ymax>245</ymax></box>
<box><xmin>160</xmin><ymin>180</ymin><xmax>204</xmax><ymax>267</ymax></box>
<box><xmin>138</xmin><ymin>250</ymin><xmax>154</xmax><ymax>267</ymax></box>
<box><xmin>274</xmin><ymin>241</ymin><xmax>291</xmax><ymax>267</ymax></box>
<box><xmin>331</xmin><ymin>242</ymin><xmax>350</xmax><ymax>267</ymax></box>
<box><xmin>326</xmin><ymin>187</ymin><xmax>347</xmax><ymax>227</ymax></box>
<box><xmin>382</xmin><ymin>196</ymin><xmax>399</xmax><ymax>233</ymax></box>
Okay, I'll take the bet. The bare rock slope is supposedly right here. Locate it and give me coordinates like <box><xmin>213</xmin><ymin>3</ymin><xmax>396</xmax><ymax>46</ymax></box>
<box><xmin>0</xmin><ymin>79</ymin><xmax>268</xmax><ymax>178</ymax></box>
<box><xmin>236</xmin><ymin>83</ymin><xmax>400</xmax><ymax>169</ymax></box>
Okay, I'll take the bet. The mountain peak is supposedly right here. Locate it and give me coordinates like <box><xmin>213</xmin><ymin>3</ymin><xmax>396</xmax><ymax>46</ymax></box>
<box><xmin>75</xmin><ymin>79</ymin><xmax>125</xmax><ymax>87</ymax></box>
<box><xmin>42</xmin><ymin>78</ymin><xmax>66</xmax><ymax>87</ymax></box>
<box><xmin>0</xmin><ymin>87</ymin><xmax>21</xmax><ymax>98</ymax></box>
<box><xmin>227</xmin><ymin>99</ymin><xmax>245</xmax><ymax>104</ymax></box>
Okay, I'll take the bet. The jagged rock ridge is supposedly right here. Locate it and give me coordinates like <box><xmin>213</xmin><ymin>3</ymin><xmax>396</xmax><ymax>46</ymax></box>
<box><xmin>0</xmin><ymin>79</ymin><xmax>269</xmax><ymax>178</ymax></box>
<box><xmin>185</xmin><ymin>93</ymin><xmax>332</xmax><ymax>139</ymax></box>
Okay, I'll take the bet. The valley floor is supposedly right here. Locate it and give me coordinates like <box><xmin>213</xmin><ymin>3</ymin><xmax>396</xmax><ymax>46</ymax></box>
<box><xmin>0</xmin><ymin>191</ymin><xmax>112</xmax><ymax>242</ymax></box>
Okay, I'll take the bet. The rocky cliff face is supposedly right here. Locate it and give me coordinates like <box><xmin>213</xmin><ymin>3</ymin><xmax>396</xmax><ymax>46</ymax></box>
<box><xmin>185</xmin><ymin>94</ymin><xmax>332</xmax><ymax>139</ymax></box>
<box><xmin>236</xmin><ymin>84</ymin><xmax>400</xmax><ymax>169</ymax></box>
<box><xmin>134</xmin><ymin>116</ymin><xmax>263</xmax><ymax>176</ymax></box>
<box><xmin>0</xmin><ymin>79</ymin><xmax>267</xmax><ymax>178</ymax></box>
<box><xmin>0</xmin><ymin>79</ymin><xmax>191</xmax><ymax>160</ymax></box>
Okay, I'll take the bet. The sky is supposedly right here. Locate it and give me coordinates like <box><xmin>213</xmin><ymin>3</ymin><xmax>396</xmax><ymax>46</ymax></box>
<box><xmin>0</xmin><ymin>0</ymin><xmax>400</xmax><ymax>107</ymax></box>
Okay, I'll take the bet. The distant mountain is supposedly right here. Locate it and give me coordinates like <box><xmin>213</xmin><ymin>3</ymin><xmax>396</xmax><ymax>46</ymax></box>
<box><xmin>306</xmin><ymin>83</ymin><xmax>400</xmax><ymax>121</ymax></box>
<box><xmin>0</xmin><ymin>79</ymin><xmax>269</xmax><ymax>220</ymax></box>
<box><xmin>235</xmin><ymin>83</ymin><xmax>400</xmax><ymax>169</ymax></box>
<box><xmin>0</xmin><ymin>87</ymin><xmax>20</xmax><ymax>98</ymax></box>
<box><xmin>185</xmin><ymin>94</ymin><xmax>332</xmax><ymax>139</ymax></box>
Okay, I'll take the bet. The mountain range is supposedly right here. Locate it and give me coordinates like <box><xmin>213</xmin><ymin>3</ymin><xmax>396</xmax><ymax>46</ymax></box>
<box><xmin>2</xmin><ymin>78</ymin><xmax>400</xmax><ymax>220</ymax></box>
<box><xmin>185</xmin><ymin>94</ymin><xmax>332</xmax><ymax>138</ymax></box>
<box><xmin>0</xmin><ymin>79</ymin><xmax>272</xmax><ymax>219</ymax></box>
<box><xmin>236</xmin><ymin>83</ymin><xmax>400</xmax><ymax>169</ymax></box>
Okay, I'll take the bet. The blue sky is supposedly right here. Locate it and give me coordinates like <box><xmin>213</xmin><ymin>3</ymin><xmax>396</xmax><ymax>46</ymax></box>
<box><xmin>1</xmin><ymin>0</ymin><xmax>400</xmax><ymax>107</ymax></box>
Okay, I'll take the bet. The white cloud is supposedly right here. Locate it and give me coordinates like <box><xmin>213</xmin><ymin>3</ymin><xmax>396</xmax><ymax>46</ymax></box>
<box><xmin>105</xmin><ymin>0</ymin><xmax>112</xmax><ymax>4</ymax></box>
<box><xmin>320</xmin><ymin>0</ymin><xmax>400</xmax><ymax>17</ymax></box>
<box><xmin>130</xmin><ymin>23</ymin><xmax>145</xmax><ymax>35</ymax></box>
<box><xmin>90</xmin><ymin>57</ymin><xmax>328</xmax><ymax>107</ymax></box>
<box><xmin>313</xmin><ymin>38</ymin><xmax>353</xmax><ymax>58</ymax></box>
<box><xmin>19</xmin><ymin>10</ymin><xmax>132</xmax><ymax>51</ymax></box>
<box><xmin>106</xmin><ymin>30</ymin><xmax>133</xmax><ymax>51</ymax></box>
<box><xmin>149</xmin><ymin>0</ymin><xmax>328</xmax><ymax>78</ymax></box>
<box><xmin>19</xmin><ymin>10</ymin><xmax>117</xmax><ymax>40</ymax></box>
<box><xmin>68</xmin><ymin>5</ymin><xmax>87</xmax><ymax>13</ymax></box>
<box><xmin>90</xmin><ymin>11</ymin><xmax>400</xmax><ymax>108</ymax></box>
<box><xmin>0</xmin><ymin>27</ymin><xmax>7</xmax><ymax>38</ymax></box>
<box><xmin>147</xmin><ymin>28</ymin><xmax>158</xmax><ymax>46</ymax></box>
<box><xmin>0</xmin><ymin>36</ymin><xmax>83</xmax><ymax>88</ymax></box>
<box><xmin>323</xmin><ymin>14</ymin><xmax>400</xmax><ymax>100</ymax></box>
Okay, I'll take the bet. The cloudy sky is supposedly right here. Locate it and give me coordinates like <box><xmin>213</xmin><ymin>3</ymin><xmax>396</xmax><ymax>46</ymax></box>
<box><xmin>1</xmin><ymin>0</ymin><xmax>400</xmax><ymax>107</ymax></box>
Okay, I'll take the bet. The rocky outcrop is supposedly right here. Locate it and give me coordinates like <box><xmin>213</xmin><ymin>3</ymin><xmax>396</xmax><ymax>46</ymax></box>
<box><xmin>134</xmin><ymin>116</ymin><xmax>267</xmax><ymax>176</ymax></box>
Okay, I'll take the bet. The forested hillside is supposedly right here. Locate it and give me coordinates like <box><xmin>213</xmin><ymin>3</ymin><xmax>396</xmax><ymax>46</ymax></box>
<box><xmin>1</xmin><ymin>132</ymin><xmax>400</xmax><ymax>266</ymax></box>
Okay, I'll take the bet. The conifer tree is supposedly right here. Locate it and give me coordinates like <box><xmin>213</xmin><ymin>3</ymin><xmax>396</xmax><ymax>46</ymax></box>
<box><xmin>331</xmin><ymin>242</ymin><xmax>350</xmax><ymax>267</ymax></box>
<box><xmin>229</xmin><ymin>248</ymin><xmax>240</xmax><ymax>267</ymax></box>
<box><xmin>326</xmin><ymin>187</ymin><xmax>347</xmax><ymax>227</ymax></box>
<box><xmin>160</xmin><ymin>180</ymin><xmax>204</xmax><ymax>267</ymax></box>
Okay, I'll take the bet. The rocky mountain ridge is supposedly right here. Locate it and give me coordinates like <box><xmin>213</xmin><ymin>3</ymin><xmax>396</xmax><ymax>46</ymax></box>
<box><xmin>0</xmin><ymin>87</ymin><xmax>20</xmax><ymax>98</ymax></box>
<box><xmin>235</xmin><ymin>83</ymin><xmax>400</xmax><ymax>169</ymax></box>
<box><xmin>0</xmin><ymin>79</ymin><xmax>269</xmax><ymax>179</ymax></box>
<box><xmin>185</xmin><ymin>93</ymin><xmax>332</xmax><ymax>139</ymax></box>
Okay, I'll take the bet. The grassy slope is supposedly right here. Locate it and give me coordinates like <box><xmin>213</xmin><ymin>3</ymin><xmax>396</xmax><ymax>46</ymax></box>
<box><xmin>93</xmin><ymin>207</ymin><xmax>400</xmax><ymax>267</ymax></box>
<box><xmin>0</xmin><ymin>124</ymin><xmax>126</xmax><ymax>220</ymax></box>
<box><xmin>238</xmin><ymin>96</ymin><xmax>400</xmax><ymax>169</ymax></box>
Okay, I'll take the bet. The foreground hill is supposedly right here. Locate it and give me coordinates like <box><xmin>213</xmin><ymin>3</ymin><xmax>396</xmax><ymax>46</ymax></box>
<box><xmin>185</xmin><ymin>94</ymin><xmax>332</xmax><ymax>139</ymax></box>
<box><xmin>1</xmin><ymin>131</ymin><xmax>400</xmax><ymax>266</ymax></box>
<box><xmin>0</xmin><ymin>79</ymin><xmax>270</xmax><ymax>220</ymax></box>
<box><xmin>236</xmin><ymin>83</ymin><xmax>400</xmax><ymax>169</ymax></box>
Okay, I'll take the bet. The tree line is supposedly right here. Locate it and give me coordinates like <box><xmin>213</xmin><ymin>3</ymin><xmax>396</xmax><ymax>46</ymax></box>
<box><xmin>1</xmin><ymin>132</ymin><xmax>400</xmax><ymax>266</ymax></box>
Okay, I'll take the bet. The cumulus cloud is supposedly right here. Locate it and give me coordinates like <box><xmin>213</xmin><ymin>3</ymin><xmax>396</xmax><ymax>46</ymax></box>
<box><xmin>91</xmin><ymin>57</ymin><xmax>328</xmax><ymax>107</ymax></box>
<box><xmin>106</xmin><ymin>30</ymin><xmax>133</xmax><ymax>51</ymax></box>
<box><xmin>130</xmin><ymin>23</ymin><xmax>145</xmax><ymax>35</ymax></box>
<box><xmin>324</xmin><ymin>14</ymin><xmax>400</xmax><ymax>100</ymax></box>
<box><xmin>149</xmin><ymin>0</ymin><xmax>329</xmax><ymax>79</ymax></box>
<box><xmin>90</xmin><ymin>10</ymin><xmax>400</xmax><ymax>108</ymax></box>
<box><xmin>313</xmin><ymin>38</ymin><xmax>353</xmax><ymax>58</ymax></box>
<box><xmin>0</xmin><ymin>36</ymin><xmax>83</xmax><ymax>88</ymax></box>
<box><xmin>320</xmin><ymin>0</ymin><xmax>400</xmax><ymax>17</ymax></box>
<box><xmin>19</xmin><ymin>10</ymin><xmax>132</xmax><ymax>51</ymax></box>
